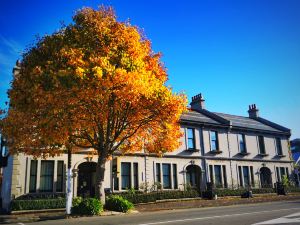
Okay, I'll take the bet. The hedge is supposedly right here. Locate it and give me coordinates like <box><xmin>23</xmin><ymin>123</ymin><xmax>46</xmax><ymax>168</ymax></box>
<box><xmin>72</xmin><ymin>198</ymin><xmax>103</xmax><ymax>215</ymax></box>
<box><xmin>11</xmin><ymin>198</ymin><xmax>65</xmax><ymax>211</ymax></box>
<box><xmin>15</xmin><ymin>193</ymin><xmax>66</xmax><ymax>200</ymax></box>
<box><xmin>112</xmin><ymin>190</ymin><xmax>200</xmax><ymax>204</ymax></box>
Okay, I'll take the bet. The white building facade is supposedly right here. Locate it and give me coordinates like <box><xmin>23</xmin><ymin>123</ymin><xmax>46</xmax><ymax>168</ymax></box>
<box><xmin>0</xmin><ymin>94</ymin><xmax>293</xmax><ymax>210</ymax></box>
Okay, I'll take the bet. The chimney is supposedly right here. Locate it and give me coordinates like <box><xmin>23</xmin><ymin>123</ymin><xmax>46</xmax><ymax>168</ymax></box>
<box><xmin>190</xmin><ymin>93</ymin><xmax>205</xmax><ymax>110</ymax></box>
<box><xmin>12</xmin><ymin>60</ymin><xmax>21</xmax><ymax>76</ymax></box>
<box><xmin>248</xmin><ymin>104</ymin><xmax>259</xmax><ymax>118</ymax></box>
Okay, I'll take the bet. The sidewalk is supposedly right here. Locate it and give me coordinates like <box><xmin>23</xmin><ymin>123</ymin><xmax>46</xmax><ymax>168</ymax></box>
<box><xmin>1</xmin><ymin>193</ymin><xmax>300</xmax><ymax>224</ymax></box>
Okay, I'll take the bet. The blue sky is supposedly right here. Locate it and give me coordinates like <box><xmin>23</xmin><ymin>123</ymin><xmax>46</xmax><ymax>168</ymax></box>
<box><xmin>0</xmin><ymin>0</ymin><xmax>299</xmax><ymax>138</ymax></box>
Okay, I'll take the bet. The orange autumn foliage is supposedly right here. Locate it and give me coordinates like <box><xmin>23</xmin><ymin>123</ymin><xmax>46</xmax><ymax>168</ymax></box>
<box><xmin>0</xmin><ymin>6</ymin><xmax>187</xmax><ymax>198</ymax></box>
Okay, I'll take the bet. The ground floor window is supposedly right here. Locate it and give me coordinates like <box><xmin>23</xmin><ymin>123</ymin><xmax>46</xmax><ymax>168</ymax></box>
<box><xmin>40</xmin><ymin>160</ymin><xmax>54</xmax><ymax>192</ymax></box>
<box><xmin>238</xmin><ymin>165</ymin><xmax>254</xmax><ymax>188</ymax></box>
<box><xmin>173</xmin><ymin>164</ymin><xmax>178</xmax><ymax>189</ymax></box>
<box><xmin>276</xmin><ymin>166</ymin><xmax>289</xmax><ymax>182</ymax></box>
<box><xmin>209</xmin><ymin>164</ymin><xmax>227</xmax><ymax>188</ymax></box>
<box><xmin>29</xmin><ymin>160</ymin><xmax>38</xmax><ymax>193</ymax></box>
<box><xmin>56</xmin><ymin>161</ymin><xmax>64</xmax><ymax>192</ymax></box>
<box><xmin>162</xmin><ymin>164</ymin><xmax>171</xmax><ymax>189</ymax></box>
<box><xmin>121</xmin><ymin>162</ymin><xmax>131</xmax><ymax>190</ymax></box>
<box><xmin>133</xmin><ymin>163</ymin><xmax>138</xmax><ymax>190</ymax></box>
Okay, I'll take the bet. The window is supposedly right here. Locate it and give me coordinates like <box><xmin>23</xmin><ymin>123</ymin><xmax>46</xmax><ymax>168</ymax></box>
<box><xmin>210</xmin><ymin>131</ymin><xmax>219</xmax><ymax>151</ymax></box>
<box><xmin>133</xmin><ymin>163</ymin><xmax>138</xmax><ymax>190</ymax></box>
<box><xmin>121</xmin><ymin>162</ymin><xmax>131</xmax><ymax>190</ymax></box>
<box><xmin>243</xmin><ymin>166</ymin><xmax>250</xmax><ymax>187</ymax></box>
<box><xmin>222</xmin><ymin>165</ymin><xmax>228</xmax><ymax>188</ymax></box>
<box><xmin>214</xmin><ymin>165</ymin><xmax>222</xmax><ymax>188</ymax></box>
<box><xmin>156</xmin><ymin>163</ymin><xmax>161</xmax><ymax>183</ymax></box>
<box><xmin>173</xmin><ymin>164</ymin><xmax>178</xmax><ymax>189</ymax></box>
<box><xmin>40</xmin><ymin>161</ymin><xmax>54</xmax><ymax>192</ymax></box>
<box><xmin>276</xmin><ymin>167</ymin><xmax>280</xmax><ymax>181</ymax></box>
<box><xmin>56</xmin><ymin>161</ymin><xmax>64</xmax><ymax>192</ymax></box>
<box><xmin>209</xmin><ymin>165</ymin><xmax>214</xmax><ymax>184</ymax></box>
<box><xmin>239</xmin><ymin>166</ymin><xmax>254</xmax><ymax>187</ymax></box>
<box><xmin>258</xmin><ymin>136</ymin><xmax>266</xmax><ymax>154</ymax></box>
<box><xmin>280</xmin><ymin>167</ymin><xmax>286</xmax><ymax>181</ymax></box>
<box><xmin>162</xmin><ymin>164</ymin><xmax>171</xmax><ymax>189</ymax></box>
<box><xmin>29</xmin><ymin>160</ymin><xmax>38</xmax><ymax>193</ymax></box>
<box><xmin>276</xmin><ymin>138</ymin><xmax>283</xmax><ymax>155</ymax></box>
<box><xmin>238</xmin><ymin>134</ymin><xmax>246</xmax><ymax>153</ymax></box>
<box><xmin>187</xmin><ymin>128</ymin><xmax>195</xmax><ymax>149</ymax></box>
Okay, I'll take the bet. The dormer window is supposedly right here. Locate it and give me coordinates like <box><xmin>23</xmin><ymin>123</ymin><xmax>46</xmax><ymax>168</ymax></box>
<box><xmin>210</xmin><ymin>131</ymin><xmax>219</xmax><ymax>151</ymax></box>
<box><xmin>187</xmin><ymin>128</ymin><xmax>195</xmax><ymax>149</ymax></box>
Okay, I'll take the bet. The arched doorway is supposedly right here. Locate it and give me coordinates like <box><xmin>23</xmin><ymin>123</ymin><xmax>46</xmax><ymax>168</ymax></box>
<box><xmin>77</xmin><ymin>162</ymin><xmax>97</xmax><ymax>198</ymax></box>
<box><xmin>186</xmin><ymin>165</ymin><xmax>201</xmax><ymax>190</ymax></box>
<box><xmin>260</xmin><ymin>167</ymin><xmax>272</xmax><ymax>188</ymax></box>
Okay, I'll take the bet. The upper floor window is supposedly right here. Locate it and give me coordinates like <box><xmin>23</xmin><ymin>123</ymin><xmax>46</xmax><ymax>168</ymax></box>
<box><xmin>210</xmin><ymin>131</ymin><xmax>219</xmax><ymax>151</ymax></box>
<box><xmin>187</xmin><ymin>128</ymin><xmax>195</xmax><ymax>149</ymax></box>
<box><xmin>238</xmin><ymin>134</ymin><xmax>246</xmax><ymax>153</ymax></box>
<box><xmin>276</xmin><ymin>138</ymin><xmax>283</xmax><ymax>155</ymax></box>
<box><xmin>258</xmin><ymin>136</ymin><xmax>266</xmax><ymax>154</ymax></box>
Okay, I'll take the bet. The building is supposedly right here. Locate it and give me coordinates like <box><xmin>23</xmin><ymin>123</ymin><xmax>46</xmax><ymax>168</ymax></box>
<box><xmin>291</xmin><ymin>139</ymin><xmax>300</xmax><ymax>164</ymax></box>
<box><xmin>0</xmin><ymin>94</ymin><xmax>294</xmax><ymax>211</ymax></box>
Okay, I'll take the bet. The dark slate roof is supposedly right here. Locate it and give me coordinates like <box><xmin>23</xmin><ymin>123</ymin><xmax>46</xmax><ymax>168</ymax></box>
<box><xmin>214</xmin><ymin>112</ymin><xmax>282</xmax><ymax>132</ymax></box>
<box><xmin>180</xmin><ymin>109</ymin><xmax>290</xmax><ymax>135</ymax></box>
<box><xmin>180</xmin><ymin>111</ymin><xmax>221</xmax><ymax>125</ymax></box>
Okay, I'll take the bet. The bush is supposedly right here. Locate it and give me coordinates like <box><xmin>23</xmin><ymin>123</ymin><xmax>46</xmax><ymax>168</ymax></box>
<box><xmin>110</xmin><ymin>190</ymin><xmax>199</xmax><ymax>204</ymax></box>
<box><xmin>15</xmin><ymin>193</ymin><xmax>66</xmax><ymax>200</ymax></box>
<box><xmin>105</xmin><ymin>195</ymin><xmax>134</xmax><ymax>212</ymax></box>
<box><xmin>11</xmin><ymin>198</ymin><xmax>65</xmax><ymax>211</ymax></box>
<box><xmin>201</xmin><ymin>188</ymin><xmax>275</xmax><ymax>198</ymax></box>
<box><xmin>72</xmin><ymin>198</ymin><xmax>103</xmax><ymax>215</ymax></box>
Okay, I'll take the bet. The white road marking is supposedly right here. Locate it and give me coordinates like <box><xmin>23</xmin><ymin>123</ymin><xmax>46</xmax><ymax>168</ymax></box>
<box><xmin>252</xmin><ymin>212</ymin><xmax>300</xmax><ymax>224</ymax></box>
<box><xmin>138</xmin><ymin>207</ymin><xmax>300</xmax><ymax>225</ymax></box>
<box><xmin>18</xmin><ymin>223</ymin><xmax>25</xmax><ymax>225</ymax></box>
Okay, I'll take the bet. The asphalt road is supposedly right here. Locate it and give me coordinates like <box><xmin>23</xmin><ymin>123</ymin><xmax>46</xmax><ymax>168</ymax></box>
<box><xmin>23</xmin><ymin>200</ymin><xmax>300</xmax><ymax>225</ymax></box>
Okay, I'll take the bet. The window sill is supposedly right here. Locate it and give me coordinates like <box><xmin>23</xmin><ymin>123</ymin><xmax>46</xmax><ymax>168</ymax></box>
<box><xmin>258</xmin><ymin>153</ymin><xmax>269</xmax><ymax>157</ymax></box>
<box><xmin>185</xmin><ymin>149</ymin><xmax>200</xmax><ymax>152</ymax></box>
<box><xmin>238</xmin><ymin>152</ymin><xmax>250</xmax><ymax>156</ymax></box>
<box><xmin>209</xmin><ymin>150</ymin><xmax>223</xmax><ymax>155</ymax></box>
<box><xmin>276</xmin><ymin>154</ymin><xmax>286</xmax><ymax>158</ymax></box>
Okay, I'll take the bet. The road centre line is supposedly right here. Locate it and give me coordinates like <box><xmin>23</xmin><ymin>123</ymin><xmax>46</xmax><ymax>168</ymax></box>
<box><xmin>138</xmin><ymin>207</ymin><xmax>300</xmax><ymax>225</ymax></box>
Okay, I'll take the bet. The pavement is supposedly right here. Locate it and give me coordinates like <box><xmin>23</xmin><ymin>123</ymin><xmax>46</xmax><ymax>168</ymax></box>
<box><xmin>5</xmin><ymin>200</ymin><xmax>300</xmax><ymax>225</ymax></box>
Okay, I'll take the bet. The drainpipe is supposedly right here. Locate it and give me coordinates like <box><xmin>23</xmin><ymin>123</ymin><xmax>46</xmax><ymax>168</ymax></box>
<box><xmin>227</xmin><ymin>131</ymin><xmax>234</xmax><ymax>189</ymax></box>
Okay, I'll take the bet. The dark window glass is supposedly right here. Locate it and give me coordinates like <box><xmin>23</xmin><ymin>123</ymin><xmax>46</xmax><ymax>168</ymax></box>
<box><xmin>276</xmin><ymin>138</ymin><xmax>283</xmax><ymax>155</ymax></box>
<box><xmin>156</xmin><ymin>163</ymin><xmax>161</xmax><ymax>183</ymax></box>
<box><xmin>243</xmin><ymin>166</ymin><xmax>250</xmax><ymax>187</ymax></box>
<box><xmin>40</xmin><ymin>161</ymin><xmax>54</xmax><ymax>192</ymax></box>
<box><xmin>238</xmin><ymin>134</ymin><xmax>246</xmax><ymax>153</ymax></box>
<box><xmin>187</xmin><ymin>128</ymin><xmax>195</xmax><ymax>149</ymax></box>
<box><xmin>121</xmin><ymin>162</ymin><xmax>131</xmax><ymax>190</ymax></box>
<box><xmin>250</xmin><ymin>166</ymin><xmax>255</xmax><ymax>187</ymax></box>
<box><xmin>133</xmin><ymin>163</ymin><xmax>138</xmax><ymax>190</ymax></box>
<box><xmin>285</xmin><ymin>168</ymin><xmax>289</xmax><ymax>177</ymax></box>
<box><xmin>173</xmin><ymin>164</ymin><xmax>178</xmax><ymax>189</ymax></box>
<box><xmin>210</xmin><ymin>131</ymin><xmax>218</xmax><ymax>151</ymax></box>
<box><xmin>258</xmin><ymin>136</ymin><xmax>266</xmax><ymax>154</ymax></box>
<box><xmin>209</xmin><ymin>165</ymin><xmax>214</xmax><ymax>184</ymax></box>
<box><xmin>280</xmin><ymin>167</ymin><xmax>286</xmax><ymax>180</ymax></box>
<box><xmin>276</xmin><ymin>167</ymin><xmax>280</xmax><ymax>181</ymax></box>
<box><xmin>162</xmin><ymin>164</ymin><xmax>171</xmax><ymax>189</ymax></box>
<box><xmin>222</xmin><ymin>165</ymin><xmax>227</xmax><ymax>188</ymax></box>
<box><xmin>56</xmin><ymin>161</ymin><xmax>64</xmax><ymax>192</ymax></box>
<box><xmin>29</xmin><ymin>160</ymin><xmax>38</xmax><ymax>193</ymax></box>
<box><xmin>238</xmin><ymin>166</ymin><xmax>243</xmax><ymax>187</ymax></box>
<box><xmin>214</xmin><ymin>165</ymin><xmax>222</xmax><ymax>188</ymax></box>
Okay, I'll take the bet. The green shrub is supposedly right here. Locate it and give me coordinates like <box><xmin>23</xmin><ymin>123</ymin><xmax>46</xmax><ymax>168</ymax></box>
<box><xmin>72</xmin><ymin>198</ymin><xmax>103</xmax><ymax>215</ymax></box>
<box><xmin>110</xmin><ymin>190</ymin><xmax>199</xmax><ymax>204</ymax></box>
<box><xmin>15</xmin><ymin>193</ymin><xmax>66</xmax><ymax>200</ymax></box>
<box><xmin>105</xmin><ymin>195</ymin><xmax>134</xmax><ymax>212</ymax></box>
<box><xmin>11</xmin><ymin>198</ymin><xmax>65</xmax><ymax>211</ymax></box>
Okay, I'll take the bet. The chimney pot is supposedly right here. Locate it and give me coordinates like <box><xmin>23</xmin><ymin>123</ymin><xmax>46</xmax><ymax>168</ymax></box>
<box><xmin>248</xmin><ymin>104</ymin><xmax>259</xmax><ymax>118</ymax></box>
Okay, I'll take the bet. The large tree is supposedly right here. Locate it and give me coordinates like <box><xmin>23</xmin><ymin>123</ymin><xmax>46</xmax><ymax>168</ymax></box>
<box><xmin>0</xmin><ymin>6</ymin><xmax>186</xmax><ymax>202</ymax></box>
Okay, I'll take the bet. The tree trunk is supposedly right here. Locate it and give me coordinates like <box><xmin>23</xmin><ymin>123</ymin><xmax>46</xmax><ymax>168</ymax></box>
<box><xmin>66</xmin><ymin>147</ymin><xmax>73</xmax><ymax>215</ymax></box>
<box><xmin>95</xmin><ymin>155</ymin><xmax>107</xmax><ymax>204</ymax></box>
